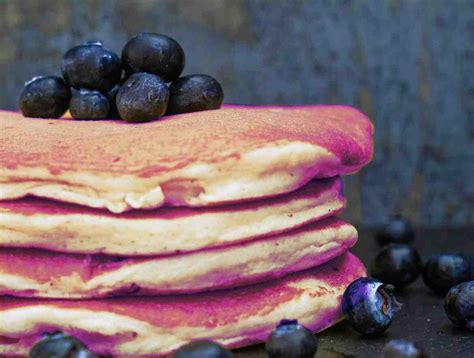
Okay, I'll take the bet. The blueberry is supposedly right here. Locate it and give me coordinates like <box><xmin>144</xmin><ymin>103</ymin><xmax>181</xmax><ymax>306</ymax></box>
<box><xmin>116</xmin><ymin>72</ymin><xmax>169</xmax><ymax>122</ymax></box>
<box><xmin>265</xmin><ymin>319</ymin><xmax>317</xmax><ymax>358</ymax></box>
<box><xmin>28</xmin><ymin>331</ymin><xmax>96</xmax><ymax>358</ymax></box>
<box><xmin>19</xmin><ymin>76</ymin><xmax>71</xmax><ymax>118</ymax></box>
<box><xmin>122</xmin><ymin>32</ymin><xmax>185</xmax><ymax>82</ymax></box>
<box><xmin>62</xmin><ymin>43</ymin><xmax>121</xmax><ymax>92</ymax></box>
<box><xmin>422</xmin><ymin>254</ymin><xmax>471</xmax><ymax>294</ymax></box>
<box><xmin>167</xmin><ymin>74</ymin><xmax>224</xmax><ymax>115</ymax></box>
<box><xmin>342</xmin><ymin>277</ymin><xmax>402</xmax><ymax>335</ymax></box>
<box><xmin>171</xmin><ymin>340</ymin><xmax>233</xmax><ymax>358</ymax></box>
<box><xmin>382</xmin><ymin>339</ymin><xmax>428</xmax><ymax>358</ymax></box>
<box><xmin>444</xmin><ymin>281</ymin><xmax>474</xmax><ymax>330</ymax></box>
<box><xmin>376</xmin><ymin>215</ymin><xmax>415</xmax><ymax>245</ymax></box>
<box><xmin>370</xmin><ymin>244</ymin><xmax>422</xmax><ymax>289</ymax></box>
<box><xmin>70</xmin><ymin>89</ymin><xmax>110</xmax><ymax>120</ymax></box>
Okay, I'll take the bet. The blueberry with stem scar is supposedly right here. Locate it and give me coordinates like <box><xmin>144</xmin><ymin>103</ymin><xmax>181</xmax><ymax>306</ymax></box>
<box><xmin>342</xmin><ymin>277</ymin><xmax>402</xmax><ymax>335</ymax></box>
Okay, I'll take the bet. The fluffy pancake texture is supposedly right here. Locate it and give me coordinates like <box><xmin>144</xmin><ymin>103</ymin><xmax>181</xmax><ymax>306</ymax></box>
<box><xmin>0</xmin><ymin>217</ymin><xmax>357</xmax><ymax>298</ymax></box>
<box><xmin>0</xmin><ymin>177</ymin><xmax>344</xmax><ymax>255</ymax></box>
<box><xmin>0</xmin><ymin>106</ymin><xmax>373</xmax><ymax>212</ymax></box>
<box><xmin>0</xmin><ymin>253</ymin><xmax>366</xmax><ymax>356</ymax></box>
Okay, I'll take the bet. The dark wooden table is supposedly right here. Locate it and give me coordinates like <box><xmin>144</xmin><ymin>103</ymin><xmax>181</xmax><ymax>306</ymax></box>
<box><xmin>234</xmin><ymin>228</ymin><xmax>474</xmax><ymax>358</ymax></box>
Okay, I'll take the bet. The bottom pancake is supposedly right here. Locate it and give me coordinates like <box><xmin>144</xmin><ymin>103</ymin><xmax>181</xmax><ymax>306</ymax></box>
<box><xmin>0</xmin><ymin>253</ymin><xmax>365</xmax><ymax>357</ymax></box>
<box><xmin>0</xmin><ymin>217</ymin><xmax>357</xmax><ymax>298</ymax></box>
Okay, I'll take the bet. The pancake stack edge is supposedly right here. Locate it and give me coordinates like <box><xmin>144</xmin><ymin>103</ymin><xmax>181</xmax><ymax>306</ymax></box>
<box><xmin>0</xmin><ymin>106</ymin><xmax>373</xmax><ymax>356</ymax></box>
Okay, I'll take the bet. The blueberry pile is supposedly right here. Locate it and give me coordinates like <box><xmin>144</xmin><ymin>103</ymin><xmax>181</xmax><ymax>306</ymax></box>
<box><xmin>19</xmin><ymin>33</ymin><xmax>224</xmax><ymax>122</ymax></box>
<box><xmin>337</xmin><ymin>215</ymin><xmax>472</xmax><ymax>355</ymax></box>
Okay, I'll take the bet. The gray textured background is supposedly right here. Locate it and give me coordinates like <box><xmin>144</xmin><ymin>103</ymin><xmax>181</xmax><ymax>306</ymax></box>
<box><xmin>0</xmin><ymin>0</ymin><xmax>473</xmax><ymax>228</ymax></box>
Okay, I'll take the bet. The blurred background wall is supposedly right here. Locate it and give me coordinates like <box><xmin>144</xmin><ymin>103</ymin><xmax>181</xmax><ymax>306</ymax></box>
<box><xmin>0</xmin><ymin>0</ymin><xmax>473</xmax><ymax>228</ymax></box>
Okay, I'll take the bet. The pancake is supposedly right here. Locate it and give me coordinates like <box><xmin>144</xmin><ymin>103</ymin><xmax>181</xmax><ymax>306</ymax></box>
<box><xmin>0</xmin><ymin>105</ymin><xmax>373</xmax><ymax>212</ymax></box>
<box><xmin>0</xmin><ymin>177</ymin><xmax>343</xmax><ymax>255</ymax></box>
<box><xmin>0</xmin><ymin>252</ymin><xmax>366</xmax><ymax>356</ymax></box>
<box><xmin>0</xmin><ymin>217</ymin><xmax>357</xmax><ymax>298</ymax></box>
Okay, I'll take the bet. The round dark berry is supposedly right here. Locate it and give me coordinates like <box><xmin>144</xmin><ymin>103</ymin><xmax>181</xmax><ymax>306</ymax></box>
<box><xmin>444</xmin><ymin>281</ymin><xmax>474</xmax><ymax>330</ymax></box>
<box><xmin>376</xmin><ymin>215</ymin><xmax>415</xmax><ymax>245</ymax></box>
<box><xmin>116</xmin><ymin>72</ymin><xmax>169</xmax><ymax>123</ymax></box>
<box><xmin>171</xmin><ymin>340</ymin><xmax>232</xmax><ymax>358</ymax></box>
<box><xmin>342</xmin><ymin>277</ymin><xmax>402</xmax><ymax>335</ymax></box>
<box><xmin>28</xmin><ymin>331</ymin><xmax>96</xmax><ymax>358</ymax></box>
<box><xmin>382</xmin><ymin>339</ymin><xmax>428</xmax><ymax>358</ymax></box>
<box><xmin>62</xmin><ymin>43</ymin><xmax>121</xmax><ymax>92</ymax></box>
<box><xmin>422</xmin><ymin>254</ymin><xmax>471</xmax><ymax>295</ymax></box>
<box><xmin>370</xmin><ymin>244</ymin><xmax>422</xmax><ymax>289</ymax></box>
<box><xmin>70</xmin><ymin>89</ymin><xmax>110</xmax><ymax>120</ymax></box>
<box><xmin>19</xmin><ymin>76</ymin><xmax>71</xmax><ymax>118</ymax></box>
<box><xmin>167</xmin><ymin>74</ymin><xmax>224</xmax><ymax>115</ymax></box>
<box><xmin>122</xmin><ymin>32</ymin><xmax>185</xmax><ymax>82</ymax></box>
<box><xmin>265</xmin><ymin>319</ymin><xmax>318</xmax><ymax>358</ymax></box>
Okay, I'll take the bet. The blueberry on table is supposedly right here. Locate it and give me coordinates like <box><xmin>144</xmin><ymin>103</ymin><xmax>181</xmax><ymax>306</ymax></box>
<box><xmin>171</xmin><ymin>340</ymin><xmax>233</xmax><ymax>357</ymax></box>
<box><xmin>28</xmin><ymin>331</ymin><xmax>96</xmax><ymax>358</ymax></box>
<box><xmin>370</xmin><ymin>244</ymin><xmax>422</xmax><ymax>289</ymax></box>
<box><xmin>19</xmin><ymin>76</ymin><xmax>71</xmax><ymax>118</ymax></box>
<box><xmin>444</xmin><ymin>281</ymin><xmax>474</xmax><ymax>331</ymax></box>
<box><xmin>62</xmin><ymin>42</ymin><xmax>121</xmax><ymax>92</ymax></box>
<box><xmin>422</xmin><ymin>254</ymin><xmax>471</xmax><ymax>295</ymax></box>
<box><xmin>116</xmin><ymin>72</ymin><xmax>169</xmax><ymax>123</ymax></box>
<box><xmin>167</xmin><ymin>74</ymin><xmax>224</xmax><ymax>115</ymax></box>
<box><xmin>70</xmin><ymin>89</ymin><xmax>110</xmax><ymax>120</ymax></box>
<box><xmin>265</xmin><ymin>319</ymin><xmax>318</xmax><ymax>358</ymax></box>
<box><xmin>382</xmin><ymin>339</ymin><xmax>428</xmax><ymax>358</ymax></box>
<box><xmin>122</xmin><ymin>32</ymin><xmax>185</xmax><ymax>82</ymax></box>
<box><xmin>375</xmin><ymin>215</ymin><xmax>415</xmax><ymax>245</ymax></box>
<box><xmin>342</xmin><ymin>277</ymin><xmax>402</xmax><ymax>335</ymax></box>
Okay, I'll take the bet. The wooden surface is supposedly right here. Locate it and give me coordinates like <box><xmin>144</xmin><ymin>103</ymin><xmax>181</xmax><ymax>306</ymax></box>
<box><xmin>233</xmin><ymin>227</ymin><xmax>474</xmax><ymax>358</ymax></box>
<box><xmin>0</xmin><ymin>0</ymin><xmax>473</xmax><ymax>227</ymax></box>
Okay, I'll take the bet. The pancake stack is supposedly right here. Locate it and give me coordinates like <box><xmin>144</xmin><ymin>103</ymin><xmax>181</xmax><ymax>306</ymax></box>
<box><xmin>0</xmin><ymin>105</ymin><xmax>373</xmax><ymax>356</ymax></box>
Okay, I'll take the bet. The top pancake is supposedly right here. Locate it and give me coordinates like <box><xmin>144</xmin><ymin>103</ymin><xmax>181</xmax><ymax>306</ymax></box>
<box><xmin>0</xmin><ymin>105</ymin><xmax>373</xmax><ymax>212</ymax></box>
